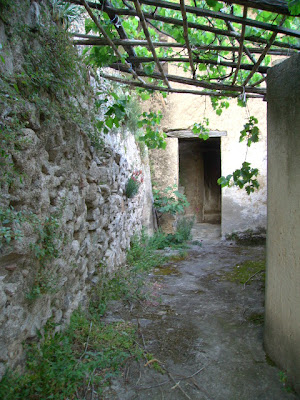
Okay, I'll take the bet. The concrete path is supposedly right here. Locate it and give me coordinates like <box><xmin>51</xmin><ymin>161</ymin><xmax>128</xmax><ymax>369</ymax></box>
<box><xmin>103</xmin><ymin>229</ymin><xmax>299</xmax><ymax>400</ymax></box>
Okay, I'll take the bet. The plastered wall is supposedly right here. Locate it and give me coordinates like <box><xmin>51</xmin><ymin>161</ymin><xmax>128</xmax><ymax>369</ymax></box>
<box><xmin>264</xmin><ymin>54</ymin><xmax>300</xmax><ymax>394</ymax></box>
<box><xmin>149</xmin><ymin>59</ymin><xmax>267</xmax><ymax>236</ymax></box>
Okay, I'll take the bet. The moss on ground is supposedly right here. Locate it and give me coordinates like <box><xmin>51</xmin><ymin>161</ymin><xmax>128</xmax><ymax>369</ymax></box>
<box><xmin>224</xmin><ymin>260</ymin><xmax>265</xmax><ymax>286</ymax></box>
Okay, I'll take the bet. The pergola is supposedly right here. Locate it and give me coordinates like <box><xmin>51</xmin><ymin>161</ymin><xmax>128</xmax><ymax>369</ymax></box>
<box><xmin>67</xmin><ymin>0</ymin><xmax>300</xmax><ymax>99</ymax></box>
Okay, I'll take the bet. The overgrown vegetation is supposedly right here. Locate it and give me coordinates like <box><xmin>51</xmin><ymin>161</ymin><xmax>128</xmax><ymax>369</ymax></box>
<box><xmin>0</xmin><ymin>312</ymin><xmax>143</xmax><ymax>400</ymax></box>
<box><xmin>0</xmin><ymin>228</ymin><xmax>192</xmax><ymax>399</ymax></box>
<box><xmin>137</xmin><ymin>111</ymin><xmax>167</xmax><ymax>149</ymax></box>
<box><xmin>26</xmin><ymin>207</ymin><xmax>66</xmax><ymax>300</ymax></box>
<box><xmin>153</xmin><ymin>185</ymin><xmax>189</xmax><ymax>216</ymax></box>
<box><xmin>0</xmin><ymin>202</ymin><xmax>66</xmax><ymax>300</ymax></box>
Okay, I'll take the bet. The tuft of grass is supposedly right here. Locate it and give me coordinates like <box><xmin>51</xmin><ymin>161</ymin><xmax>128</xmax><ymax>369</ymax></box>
<box><xmin>279</xmin><ymin>371</ymin><xmax>295</xmax><ymax>393</ymax></box>
<box><xmin>224</xmin><ymin>260</ymin><xmax>265</xmax><ymax>286</ymax></box>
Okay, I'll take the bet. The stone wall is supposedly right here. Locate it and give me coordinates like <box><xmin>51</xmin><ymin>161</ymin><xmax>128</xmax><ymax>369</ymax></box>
<box><xmin>0</xmin><ymin>1</ymin><xmax>153</xmax><ymax>375</ymax></box>
<box><xmin>264</xmin><ymin>54</ymin><xmax>300</xmax><ymax>394</ymax></box>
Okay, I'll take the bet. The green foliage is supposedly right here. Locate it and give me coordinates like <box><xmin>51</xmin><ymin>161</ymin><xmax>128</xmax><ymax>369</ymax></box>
<box><xmin>0</xmin><ymin>207</ymin><xmax>24</xmax><ymax>247</ymax></box>
<box><xmin>217</xmin><ymin>116</ymin><xmax>260</xmax><ymax>194</ymax></box>
<box><xmin>149</xmin><ymin>218</ymin><xmax>194</xmax><ymax>250</ymax></box>
<box><xmin>77</xmin><ymin>0</ymin><xmax>300</xmax><ymax>90</ymax></box>
<box><xmin>30</xmin><ymin>215</ymin><xmax>61</xmax><ymax>262</ymax></box>
<box><xmin>239</xmin><ymin>116</ymin><xmax>260</xmax><ymax>147</ymax></box>
<box><xmin>217</xmin><ymin>161</ymin><xmax>259</xmax><ymax>195</ymax></box>
<box><xmin>153</xmin><ymin>185</ymin><xmax>189</xmax><ymax>215</ymax></box>
<box><xmin>0</xmin><ymin>313</ymin><xmax>142</xmax><ymax>400</ymax></box>
<box><xmin>192</xmin><ymin>118</ymin><xmax>210</xmax><ymax>140</ymax></box>
<box><xmin>50</xmin><ymin>0</ymin><xmax>82</xmax><ymax>28</ymax></box>
<box><xmin>279</xmin><ymin>370</ymin><xmax>294</xmax><ymax>393</ymax></box>
<box><xmin>95</xmin><ymin>92</ymin><xmax>127</xmax><ymax>134</ymax></box>
<box><xmin>175</xmin><ymin>217</ymin><xmax>194</xmax><ymax>242</ymax></box>
<box><xmin>211</xmin><ymin>97</ymin><xmax>230</xmax><ymax>115</ymax></box>
<box><xmin>0</xmin><ymin>79</ymin><xmax>28</xmax><ymax>189</ymax></box>
<box><xmin>125</xmin><ymin>170</ymin><xmax>143</xmax><ymax>199</ymax></box>
<box><xmin>26</xmin><ymin>207</ymin><xmax>65</xmax><ymax>300</ymax></box>
<box><xmin>137</xmin><ymin>111</ymin><xmax>167</xmax><ymax>149</ymax></box>
<box><xmin>287</xmin><ymin>0</ymin><xmax>300</xmax><ymax>15</ymax></box>
<box><xmin>0</xmin><ymin>226</ymin><xmax>191</xmax><ymax>398</ymax></box>
<box><xmin>22</xmin><ymin>26</ymin><xmax>82</xmax><ymax>97</ymax></box>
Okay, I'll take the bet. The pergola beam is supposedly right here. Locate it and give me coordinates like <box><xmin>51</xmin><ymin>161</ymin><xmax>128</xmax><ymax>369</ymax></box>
<box><xmin>232</xmin><ymin>6</ymin><xmax>248</xmax><ymax>85</ymax></box>
<box><xmin>132</xmin><ymin>0</ymin><xmax>171</xmax><ymax>89</ymax></box>
<box><xmin>180</xmin><ymin>0</ymin><xmax>196</xmax><ymax>78</ymax></box>
<box><xmin>65</xmin><ymin>0</ymin><xmax>299</xmax><ymax>95</ymax></box>
<box><xmin>225</xmin><ymin>0</ymin><xmax>296</xmax><ymax>16</ymax></box>
<box><xmin>109</xmin><ymin>63</ymin><xmax>266</xmax><ymax>94</ymax></box>
<box><xmin>225</xmin><ymin>20</ymin><xmax>257</xmax><ymax>65</ymax></box>
<box><xmin>125</xmin><ymin>0</ymin><xmax>300</xmax><ymax>38</ymax></box>
<box><xmin>78</xmin><ymin>0</ymin><xmax>146</xmax><ymax>84</ymax></box>
<box><xmin>67</xmin><ymin>0</ymin><xmax>300</xmax><ymax>38</ymax></box>
<box><xmin>100</xmin><ymin>72</ymin><xmax>265</xmax><ymax>98</ymax></box>
<box><xmin>92</xmin><ymin>7</ymin><xmax>300</xmax><ymax>50</ymax></box>
<box><xmin>125</xmin><ymin>56</ymin><xmax>268</xmax><ymax>73</ymax></box>
<box><xmin>243</xmin><ymin>16</ymin><xmax>287</xmax><ymax>86</ymax></box>
<box><xmin>73</xmin><ymin>35</ymin><xmax>297</xmax><ymax>56</ymax></box>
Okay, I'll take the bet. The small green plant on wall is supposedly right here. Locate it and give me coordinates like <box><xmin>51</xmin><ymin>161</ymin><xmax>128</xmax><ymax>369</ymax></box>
<box><xmin>125</xmin><ymin>170</ymin><xmax>144</xmax><ymax>198</ymax></box>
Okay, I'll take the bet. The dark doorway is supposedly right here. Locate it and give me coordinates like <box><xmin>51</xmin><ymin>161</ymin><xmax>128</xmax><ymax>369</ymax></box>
<box><xmin>179</xmin><ymin>137</ymin><xmax>221</xmax><ymax>223</ymax></box>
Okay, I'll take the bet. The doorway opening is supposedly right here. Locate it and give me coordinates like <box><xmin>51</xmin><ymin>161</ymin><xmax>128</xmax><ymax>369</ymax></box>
<box><xmin>179</xmin><ymin>137</ymin><xmax>221</xmax><ymax>224</ymax></box>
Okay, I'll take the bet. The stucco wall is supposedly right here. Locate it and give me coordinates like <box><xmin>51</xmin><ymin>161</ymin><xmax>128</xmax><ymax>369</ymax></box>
<box><xmin>146</xmin><ymin>55</ymin><xmax>267</xmax><ymax>235</ymax></box>
<box><xmin>159</xmin><ymin>90</ymin><xmax>267</xmax><ymax>236</ymax></box>
<box><xmin>150</xmin><ymin>138</ymin><xmax>179</xmax><ymax>232</ymax></box>
<box><xmin>264</xmin><ymin>54</ymin><xmax>300</xmax><ymax>394</ymax></box>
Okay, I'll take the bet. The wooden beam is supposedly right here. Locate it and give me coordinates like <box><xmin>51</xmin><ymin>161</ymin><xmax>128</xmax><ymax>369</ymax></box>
<box><xmin>125</xmin><ymin>0</ymin><xmax>300</xmax><ymax>37</ymax></box>
<box><xmin>225</xmin><ymin>20</ymin><xmax>257</xmax><ymax>65</ymax></box>
<box><xmin>69</xmin><ymin>0</ymin><xmax>300</xmax><ymax>37</ymax></box>
<box><xmin>180</xmin><ymin>0</ymin><xmax>196</xmax><ymax>78</ymax></box>
<box><xmin>79</xmin><ymin>0</ymin><xmax>146</xmax><ymax>84</ymax></box>
<box><xmin>72</xmin><ymin>35</ymin><xmax>298</xmax><ymax>55</ymax></box>
<box><xmin>232</xmin><ymin>6</ymin><xmax>248</xmax><ymax>85</ymax></box>
<box><xmin>248</xmin><ymin>76</ymin><xmax>267</xmax><ymax>87</ymax></box>
<box><xmin>100</xmin><ymin>7</ymin><xmax>300</xmax><ymax>50</ymax></box>
<box><xmin>66</xmin><ymin>0</ymin><xmax>295</xmax><ymax>16</ymax></box>
<box><xmin>100</xmin><ymin>72</ymin><xmax>265</xmax><ymax>98</ymax></box>
<box><xmin>132</xmin><ymin>0</ymin><xmax>171</xmax><ymax>89</ymax></box>
<box><xmin>224</xmin><ymin>0</ymin><xmax>296</xmax><ymax>16</ymax></box>
<box><xmin>65</xmin><ymin>1</ymin><xmax>300</xmax><ymax>49</ymax></box>
<box><xmin>243</xmin><ymin>16</ymin><xmax>287</xmax><ymax>86</ymax></box>
<box><xmin>109</xmin><ymin>62</ymin><xmax>266</xmax><ymax>94</ymax></box>
<box><xmin>125</xmin><ymin>56</ymin><xmax>269</xmax><ymax>73</ymax></box>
